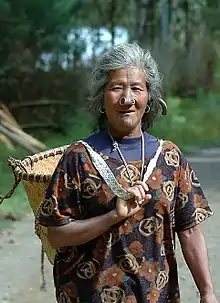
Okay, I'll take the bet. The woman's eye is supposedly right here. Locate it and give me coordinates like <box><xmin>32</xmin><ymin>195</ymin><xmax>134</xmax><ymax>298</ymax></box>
<box><xmin>132</xmin><ymin>87</ymin><xmax>142</xmax><ymax>91</ymax></box>
<box><xmin>112</xmin><ymin>87</ymin><xmax>122</xmax><ymax>91</ymax></box>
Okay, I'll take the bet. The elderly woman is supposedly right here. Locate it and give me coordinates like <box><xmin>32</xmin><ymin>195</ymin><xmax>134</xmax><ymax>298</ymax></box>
<box><xmin>36</xmin><ymin>43</ymin><xmax>218</xmax><ymax>303</ymax></box>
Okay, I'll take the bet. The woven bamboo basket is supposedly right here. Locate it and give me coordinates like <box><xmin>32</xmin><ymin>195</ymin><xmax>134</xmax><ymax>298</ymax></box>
<box><xmin>0</xmin><ymin>145</ymin><xmax>70</xmax><ymax>264</ymax></box>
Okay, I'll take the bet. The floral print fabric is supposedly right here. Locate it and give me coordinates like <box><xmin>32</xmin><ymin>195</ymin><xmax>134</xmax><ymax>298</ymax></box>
<box><xmin>36</xmin><ymin>140</ymin><xmax>213</xmax><ymax>303</ymax></box>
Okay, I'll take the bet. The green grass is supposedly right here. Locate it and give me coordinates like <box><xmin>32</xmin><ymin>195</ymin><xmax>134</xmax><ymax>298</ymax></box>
<box><xmin>0</xmin><ymin>97</ymin><xmax>220</xmax><ymax>216</ymax></box>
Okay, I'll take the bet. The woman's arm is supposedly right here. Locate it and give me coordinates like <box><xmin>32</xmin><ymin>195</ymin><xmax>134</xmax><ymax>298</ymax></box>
<box><xmin>48</xmin><ymin>210</ymin><xmax>119</xmax><ymax>248</ymax></box>
<box><xmin>178</xmin><ymin>225</ymin><xmax>218</xmax><ymax>302</ymax></box>
<box><xmin>48</xmin><ymin>183</ymin><xmax>151</xmax><ymax>249</ymax></box>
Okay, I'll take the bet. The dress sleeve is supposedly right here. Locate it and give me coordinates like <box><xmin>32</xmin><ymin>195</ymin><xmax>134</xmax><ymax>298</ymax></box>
<box><xmin>174</xmin><ymin>152</ymin><xmax>213</xmax><ymax>232</ymax></box>
<box><xmin>36</xmin><ymin>146</ymin><xmax>82</xmax><ymax>227</ymax></box>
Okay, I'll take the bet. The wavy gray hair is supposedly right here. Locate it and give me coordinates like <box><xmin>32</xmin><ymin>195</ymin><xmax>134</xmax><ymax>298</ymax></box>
<box><xmin>88</xmin><ymin>42</ymin><xmax>165</xmax><ymax>131</ymax></box>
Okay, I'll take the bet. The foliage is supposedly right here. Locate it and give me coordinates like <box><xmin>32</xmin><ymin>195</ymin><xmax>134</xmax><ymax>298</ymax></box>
<box><xmin>0</xmin><ymin>0</ymin><xmax>219</xmax><ymax>110</ymax></box>
<box><xmin>1</xmin><ymin>0</ymin><xmax>220</xmax><ymax>217</ymax></box>
<box><xmin>151</xmin><ymin>94</ymin><xmax>220</xmax><ymax>151</ymax></box>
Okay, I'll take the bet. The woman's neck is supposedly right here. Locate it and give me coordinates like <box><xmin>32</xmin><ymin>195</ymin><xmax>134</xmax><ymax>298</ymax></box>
<box><xmin>108</xmin><ymin>125</ymin><xmax>142</xmax><ymax>139</ymax></box>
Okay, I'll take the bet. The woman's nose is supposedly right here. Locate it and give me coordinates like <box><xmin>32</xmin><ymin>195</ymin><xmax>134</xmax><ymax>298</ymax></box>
<box><xmin>119</xmin><ymin>88</ymin><xmax>135</xmax><ymax>105</ymax></box>
<box><xmin>119</xmin><ymin>97</ymin><xmax>136</xmax><ymax>105</ymax></box>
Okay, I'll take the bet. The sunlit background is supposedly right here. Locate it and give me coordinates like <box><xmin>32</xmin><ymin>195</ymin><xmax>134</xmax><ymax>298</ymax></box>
<box><xmin>0</xmin><ymin>2</ymin><xmax>220</xmax><ymax>301</ymax></box>
<box><xmin>0</xmin><ymin>2</ymin><xmax>219</xmax><ymax>209</ymax></box>
<box><xmin>0</xmin><ymin>1</ymin><xmax>219</xmax><ymax>210</ymax></box>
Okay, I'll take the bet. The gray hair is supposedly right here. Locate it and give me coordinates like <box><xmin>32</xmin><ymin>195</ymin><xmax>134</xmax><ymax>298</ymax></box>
<box><xmin>88</xmin><ymin>42</ymin><xmax>164</xmax><ymax>131</ymax></box>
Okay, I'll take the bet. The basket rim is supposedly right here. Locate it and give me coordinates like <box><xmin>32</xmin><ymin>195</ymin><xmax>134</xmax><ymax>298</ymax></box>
<box><xmin>10</xmin><ymin>144</ymin><xmax>70</xmax><ymax>182</ymax></box>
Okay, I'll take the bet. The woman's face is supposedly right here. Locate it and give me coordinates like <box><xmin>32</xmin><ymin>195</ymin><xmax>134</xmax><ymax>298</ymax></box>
<box><xmin>104</xmin><ymin>67</ymin><xmax>148</xmax><ymax>137</ymax></box>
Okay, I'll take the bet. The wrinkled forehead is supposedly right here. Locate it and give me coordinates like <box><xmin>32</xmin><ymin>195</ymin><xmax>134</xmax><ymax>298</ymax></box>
<box><xmin>107</xmin><ymin>66</ymin><xmax>147</xmax><ymax>84</ymax></box>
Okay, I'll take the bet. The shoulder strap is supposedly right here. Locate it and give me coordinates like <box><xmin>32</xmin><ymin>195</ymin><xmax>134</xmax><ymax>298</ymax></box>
<box><xmin>78</xmin><ymin>140</ymin><xmax>133</xmax><ymax>201</ymax></box>
<box><xmin>78</xmin><ymin>139</ymin><xmax>164</xmax><ymax>200</ymax></box>
<box><xmin>143</xmin><ymin>139</ymin><xmax>164</xmax><ymax>183</ymax></box>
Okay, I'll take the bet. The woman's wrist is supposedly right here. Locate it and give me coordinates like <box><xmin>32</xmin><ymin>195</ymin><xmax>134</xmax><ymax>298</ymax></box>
<box><xmin>200</xmin><ymin>285</ymin><xmax>214</xmax><ymax>297</ymax></box>
<box><xmin>108</xmin><ymin>209</ymin><xmax>122</xmax><ymax>225</ymax></box>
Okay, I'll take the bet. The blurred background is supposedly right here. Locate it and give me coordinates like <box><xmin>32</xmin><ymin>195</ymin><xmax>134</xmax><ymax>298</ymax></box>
<box><xmin>0</xmin><ymin>1</ymin><xmax>220</xmax><ymax>302</ymax></box>
<box><xmin>1</xmin><ymin>0</ymin><xmax>220</xmax><ymax>215</ymax></box>
<box><xmin>0</xmin><ymin>0</ymin><xmax>219</xmax><ymax>216</ymax></box>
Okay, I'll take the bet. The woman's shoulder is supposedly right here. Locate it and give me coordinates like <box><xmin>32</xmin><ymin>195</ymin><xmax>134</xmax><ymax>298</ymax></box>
<box><xmin>145</xmin><ymin>133</ymin><xmax>181</xmax><ymax>153</ymax></box>
<box><xmin>63</xmin><ymin>130</ymin><xmax>106</xmax><ymax>156</ymax></box>
<box><xmin>162</xmin><ymin>140</ymin><xmax>181</xmax><ymax>153</ymax></box>
<box><xmin>63</xmin><ymin>140</ymin><xmax>87</xmax><ymax>157</ymax></box>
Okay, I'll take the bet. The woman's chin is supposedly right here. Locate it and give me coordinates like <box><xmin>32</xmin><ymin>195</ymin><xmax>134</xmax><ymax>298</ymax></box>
<box><xmin>117</xmin><ymin>116</ymin><xmax>133</xmax><ymax>126</ymax></box>
<box><xmin>109</xmin><ymin>119</ymin><xmax>141</xmax><ymax>137</ymax></box>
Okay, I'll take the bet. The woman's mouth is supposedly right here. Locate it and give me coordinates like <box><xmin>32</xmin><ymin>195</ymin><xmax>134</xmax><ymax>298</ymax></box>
<box><xmin>118</xmin><ymin>110</ymin><xmax>135</xmax><ymax>116</ymax></box>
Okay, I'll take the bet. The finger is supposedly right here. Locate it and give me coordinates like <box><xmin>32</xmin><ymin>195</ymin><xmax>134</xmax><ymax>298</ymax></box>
<box><xmin>135</xmin><ymin>185</ymin><xmax>145</xmax><ymax>203</ymax></box>
<box><xmin>141</xmin><ymin>196</ymin><xmax>151</xmax><ymax>207</ymax></box>
<box><xmin>144</xmin><ymin>194</ymin><xmax>152</xmax><ymax>203</ymax></box>
<box><xmin>135</xmin><ymin>181</ymin><xmax>149</xmax><ymax>193</ymax></box>
<box><xmin>127</xmin><ymin>187</ymin><xmax>142</xmax><ymax>203</ymax></box>
<box><xmin>130</xmin><ymin>184</ymin><xmax>145</xmax><ymax>201</ymax></box>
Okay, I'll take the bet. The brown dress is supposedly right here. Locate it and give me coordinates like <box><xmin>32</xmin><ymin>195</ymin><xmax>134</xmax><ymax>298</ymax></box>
<box><xmin>36</xmin><ymin>139</ymin><xmax>213</xmax><ymax>303</ymax></box>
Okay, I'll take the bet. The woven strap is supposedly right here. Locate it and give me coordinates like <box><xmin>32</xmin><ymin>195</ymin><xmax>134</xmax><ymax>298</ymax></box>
<box><xmin>79</xmin><ymin>140</ymin><xmax>133</xmax><ymax>201</ymax></box>
<box><xmin>143</xmin><ymin>139</ymin><xmax>164</xmax><ymax>183</ymax></box>
<box><xmin>79</xmin><ymin>139</ymin><xmax>164</xmax><ymax>200</ymax></box>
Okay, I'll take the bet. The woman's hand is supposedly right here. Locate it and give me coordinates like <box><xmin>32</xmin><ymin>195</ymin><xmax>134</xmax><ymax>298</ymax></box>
<box><xmin>115</xmin><ymin>181</ymin><xmax>151</xmax><ymax>219</ymax></box>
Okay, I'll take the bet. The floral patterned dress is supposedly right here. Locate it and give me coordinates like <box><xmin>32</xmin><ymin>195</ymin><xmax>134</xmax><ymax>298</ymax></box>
<box><xmin>36</xmin><ymin>138</ymin><xmax>213</xmax><ymax>303</ymax></box>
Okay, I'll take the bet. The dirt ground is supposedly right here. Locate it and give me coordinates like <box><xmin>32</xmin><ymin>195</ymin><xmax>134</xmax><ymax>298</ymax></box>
<box><xmin>0</xmin><ymin>151</ymin><xmax>219</xmax><ymax>303</ymax></box>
